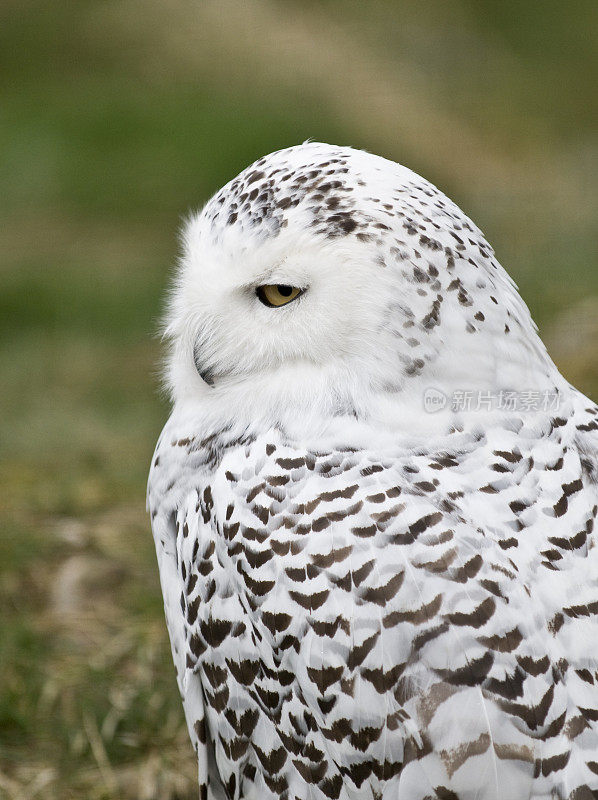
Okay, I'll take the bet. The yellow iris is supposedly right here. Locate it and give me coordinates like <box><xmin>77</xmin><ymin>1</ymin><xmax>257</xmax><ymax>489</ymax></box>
<box><xmin>257</xmin><ymin>284</ymin><xmax>302</xmax><ymax>307</ymax></box>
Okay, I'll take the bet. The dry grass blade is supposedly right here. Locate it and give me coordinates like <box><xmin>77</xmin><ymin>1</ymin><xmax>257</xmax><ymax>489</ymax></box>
<box><xmin>82</xmin><ymin>713</ymin><xmax>118</xmax><ymax>796</ymax></box>
<box><xmin>0</xmin><ymin>768</ymin><xmax>56</xmax><ymax>800</ymax></box>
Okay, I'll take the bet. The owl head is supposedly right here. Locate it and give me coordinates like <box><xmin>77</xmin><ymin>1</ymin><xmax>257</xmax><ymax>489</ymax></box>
<box><xmin>164</xmin><ymin>143</ymin><xmax>557</xmax><ymax>432</ymax></box>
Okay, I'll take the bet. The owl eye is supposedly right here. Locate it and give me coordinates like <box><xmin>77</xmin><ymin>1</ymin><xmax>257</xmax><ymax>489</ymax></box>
<box><xmin>256</xmin><ymin>284</ymin><xmax>303</xmax><ymax>308</ymax></box>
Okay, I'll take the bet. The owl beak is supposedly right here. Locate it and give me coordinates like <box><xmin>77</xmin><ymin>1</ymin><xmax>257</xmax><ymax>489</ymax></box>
<box><xmin>193</xmin><ymin>345</ymin><xmax>215</xmax><ymax>387</ymax></box>
<box><xmin>199</xmin><ymin>368</ymin><xmax>215</xmax><ymax>387</ymax></box>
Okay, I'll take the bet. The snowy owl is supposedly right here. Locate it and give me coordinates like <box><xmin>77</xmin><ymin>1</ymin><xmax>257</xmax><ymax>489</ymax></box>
<box><xmin>147</xmin><ymin>143</ymin><xmax>598</xmax><ymax>800</ymax></box>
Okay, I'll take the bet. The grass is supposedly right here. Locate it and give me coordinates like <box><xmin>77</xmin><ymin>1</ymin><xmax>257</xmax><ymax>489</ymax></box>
<box><xmin>1</xmin><ymin>0</ymin><xmax>596</xmax><ymax>797</ymax></box>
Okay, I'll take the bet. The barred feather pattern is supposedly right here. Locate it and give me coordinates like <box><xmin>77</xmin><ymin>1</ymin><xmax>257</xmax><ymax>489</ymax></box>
<box><xmin>148</xmin><ymin>395</ymin><xmax>598</xmax><ymax>800</ymax></box>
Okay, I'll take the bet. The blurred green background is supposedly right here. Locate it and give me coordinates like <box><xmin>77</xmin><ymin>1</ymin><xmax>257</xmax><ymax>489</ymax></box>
<box><xmin>1</xmin><ymin>1</ymin><xmax>597</xmax><ymax>797</ymax></box>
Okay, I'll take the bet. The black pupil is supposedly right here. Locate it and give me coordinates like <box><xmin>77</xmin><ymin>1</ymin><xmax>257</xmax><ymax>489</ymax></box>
<box><xmin>277</xmin><ymin>285</ymin><xmax>293</xmax><ymax>297</ymax></box>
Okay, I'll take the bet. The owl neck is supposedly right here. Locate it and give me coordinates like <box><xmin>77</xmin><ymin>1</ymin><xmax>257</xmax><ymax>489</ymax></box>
<box><xmin>172</xmin><ymin>329</ymin><xmax>564</xmax><ymax>444</ymax></box>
